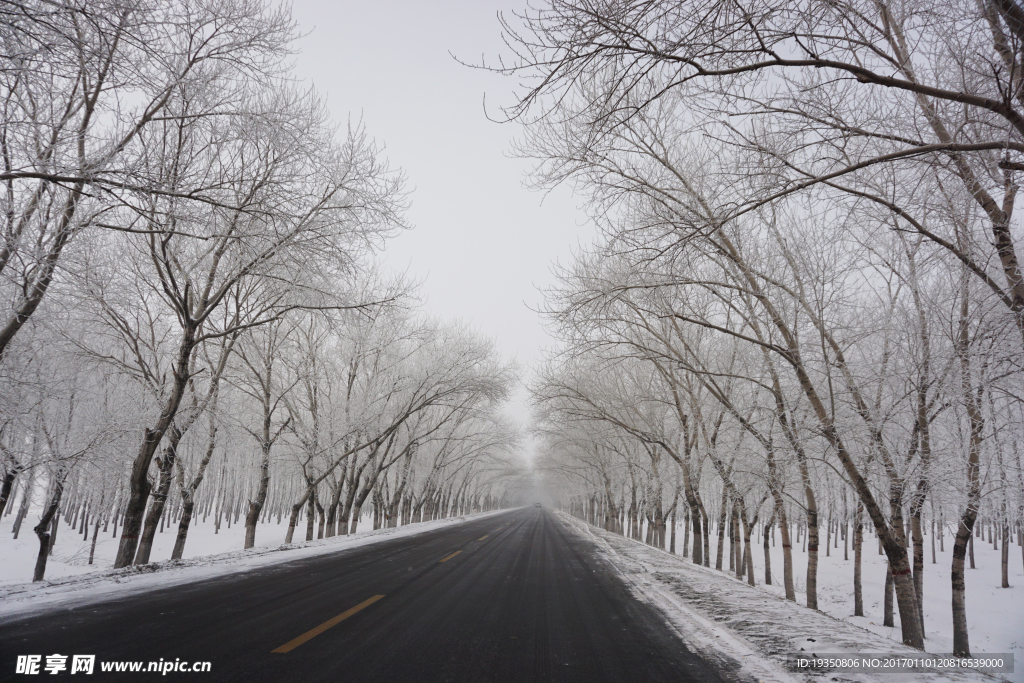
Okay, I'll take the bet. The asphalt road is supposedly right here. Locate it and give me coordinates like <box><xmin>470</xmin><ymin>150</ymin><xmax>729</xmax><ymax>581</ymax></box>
<box><xmin>1</xmin><ymin>508</ymin><xmax>731</xmax><ymax>682</ymax></box>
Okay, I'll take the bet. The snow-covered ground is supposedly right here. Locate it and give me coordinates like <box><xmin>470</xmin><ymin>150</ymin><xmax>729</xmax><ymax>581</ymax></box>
<box><xmin>0</xmin><ymin>509</ymin><xmax>506</xmax><ymax>619</ymax></box>
<box><xmin>751</xmin><ymin>521</ymin><xmax>1023</xmax><ymax>679</ymax></box>
<box><xmin>1</xmin><ymin>512</ymin><xmax>299</xmax><ymax>586</ymax></box>
<box><xmin>561</xmin><ymin>512</ymin><xmax>1015</xmax><ymax>683</ymax></box>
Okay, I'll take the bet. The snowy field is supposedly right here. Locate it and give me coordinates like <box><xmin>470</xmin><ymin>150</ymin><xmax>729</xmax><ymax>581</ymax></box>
<box><xmin>752</xmin><ymin>524</ymin><xmax>1023</xmax><ymax>674</ymax></box>
<box><xmin>563</xmin><ymin>512</ymin><xmax>1015</xmax><ymax>683</ymax></box>
<box><xmin>1</xmin><ymin>510</ymin><xmax>375</xmax><ymax>586</ymax></box>
<box><xmin>619</xmin><ymin>516</ymin><xmax>1021</xmax><ymax>683</ymax></box>
<box><xmin>0</xmin><ymin>509</ymin><xmax>506</xmax><ymax>619</ymax></box>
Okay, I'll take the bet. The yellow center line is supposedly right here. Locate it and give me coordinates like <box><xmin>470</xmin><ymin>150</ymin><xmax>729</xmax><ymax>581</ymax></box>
<box><xmin>271</xmin><ymin>595</ymin><xmax>385</xmax><ymax>653</ymax></box>
<box><xmin>478</xmin><ymin>535</ymin><xmax>488</xmax><ymax>541</ymax></box>
<box><xmin>439</xmin><ymin>550</ymin><xmax>462</xmax><ymax>563</ymax></box>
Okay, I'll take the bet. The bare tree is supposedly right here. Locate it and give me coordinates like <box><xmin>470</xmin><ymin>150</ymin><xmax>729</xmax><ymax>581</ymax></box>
<box><xmin>0</xmin><ymin>0</ymin><xmax>296</xmax><ymax>361</ymax></box>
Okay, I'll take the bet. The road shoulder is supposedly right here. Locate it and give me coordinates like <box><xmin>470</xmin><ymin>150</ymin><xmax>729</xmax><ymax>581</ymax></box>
<box><xmin>556</xmin><ymin>511</ymin><xmax>1007</xmax><ymax>683</ymax></box>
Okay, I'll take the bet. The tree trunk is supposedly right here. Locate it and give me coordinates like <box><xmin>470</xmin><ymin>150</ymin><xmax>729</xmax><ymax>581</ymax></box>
<box><xmin>0</xmin><ymin>467</ymin><xmax>19</xmax><ymax>517</ymax></box>
<box><xmin>682</xmin><ymin>507</ymin><xmax>690</xmax><ymax>556</ymax></box>
<box><xmin>325</xmin><ymin>499</ymin><xmax>340</xmax><ymax>536</ymax></box>
<box><xmin>1001</xmin><ymin>521</ymin><xmax>1010</xmax><ymax>588</ymax></box>
<box><xmin>338</xmin><ymin>464</ymin><xmax>360</xmax><ymax>535</ymax></box>
<box><xmin>284</xmin><ymin>500</ymin><xmax>303</xmax><ymax>544</ymax></box>
<box><xmin>305</xmin><ymin>487</ymin><xmax>316</xmax><ymax>542</ymax></box>
<box><xmin>939</xmin><ymin>511</ymin><xmax>945</xmax><ymax>553</ymax></box>
<box><xmin>32</xmin><ymin>476</ymin><xmax>65</xmax><ymax>582</ymax></box>
<box><xmin>412</xmin><ymin>499</ymin><xmax>423</xmax><ymax>524</ymax></box>
<box><xmin>172</xmin><ymin>413</ymin><xmax>218</xmax><ymax>559</ymax></box>
<box><xmin>716</xmin><ymin>488</ymin><xmax>727</xmax><ymax>571</ymax></box>
<box><xmin>325</xmin><ymin>473</ymin><xmax>344</xmax><ymax>536</ymax></box>
<box><xmin>349</xmin><ymin>500</ymin><xmax>363</xmax><ymax>534</ymax></box>
<box><xmin>47</xmin><ymin>510</ymin><xmax>60</xmax><ymax>556</ymax></box>
<box><xmin>742</xmin><ymin>514</ymin><xmax>756</xmax><ymax>586</ymax></box>
<box><xmin>135</xmin><ymin>434</ymin><xmax>182</xmax><ymax>565</ymax></box>
<box><xmin>88</xmin><ymin>516</ymin><xmax>100</xmax><ymax>565</ymax></box>
<box><xmin>800</xmin><ymin>476</ymin><xmax>819</xmax><ymax>609</ymax></box>
<box><xmin>669</xmin><ymin>506</ymin><xmax>676</xmax><ymax>553</ymax></box>
<box><xmin>732</xmin><ymin>504</ymin><xmax>742</xmax><ymax>578</ymax></box>
<box><xmin>689</xmin><ymin>499</ymin><xmax>703</xmax><ymax>564</ymax></box>
<box><xmin>911</xmin><ymin>508</ymin><xmax>925</xmax><ymax>634</ymax></box>
<box><xmin>656</xmin><ymin>507</ymin><xmax>666</xmax><ymax>548</ymax></box>
<box><xmin>350</xmin><ymin>483</ymin><xmax>373</xmax><ymax>534</ymax></box>
<box><xmin>244</xmin><ymin>442</ymin><xmax>272</xmax><ymax>550</ymax></box>
<box><xmin>316</xmin><ymin>497</ymin><xmax>326</xmax><ymax>538</ymax></box>
<box><xmin>114</xmin><ymin>329</ymin><xmax>196</xmax><ymax>569</ymax></box>
<box><xmin>12</xmin><ymin>470</ymin><xmax>35</xmax><ymax>539</ymax></box>
<box><xmin>700</xmin><ymin>503</ymin><xmax>711</xmax><ymax>566</ymax></box>
<box><xmin>951</xmin><ymin>284</ymin><xmax>984</xmax><ymax>656</ymax></box>
<box><xmin>854</xmin><ymin>503</ymin><xmax>864</xmax><ymax>616</ymax></box>
<box><xmin>171</xmin><ymin>499</ymin><xmax>194</xmax><ymax>560</ymax></box>
<box><xmin>387</xmin><ymin>453</ymin><xmax>414</xmax><ymax>529</ymax></box>
<box><xmin>883</xmin><ymin>564</ymin><xmax>894</xmax><ymax>627</ymax></box>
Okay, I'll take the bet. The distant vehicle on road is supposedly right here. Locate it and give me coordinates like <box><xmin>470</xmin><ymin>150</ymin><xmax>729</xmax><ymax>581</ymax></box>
<box><xmin>534</xmin><ymin>503</ymin><xmax>542</xmax><ymax>508</ymax></box>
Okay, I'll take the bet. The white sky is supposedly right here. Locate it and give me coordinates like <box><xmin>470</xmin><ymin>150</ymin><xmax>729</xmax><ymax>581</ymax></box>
<box><xmin>287</xmin><ymin>1</ymin><xmax>593</xmax><ymax>435</ymax></box>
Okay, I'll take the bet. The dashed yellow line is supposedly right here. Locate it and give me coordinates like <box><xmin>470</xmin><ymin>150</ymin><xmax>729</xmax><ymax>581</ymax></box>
<box><xmin>274</xmin><ymin>530</ymin><xmax>494</xmax><ymax>651</ymax></box>
<box><xmin>272</xmin><ymin>595</ymin><xmax>385</xmax><ymax>653</ymax></box>
<box><xmin>439</xmin><ymin>550</ymin><xmax>462</xmax><ymax>563</ymax></box>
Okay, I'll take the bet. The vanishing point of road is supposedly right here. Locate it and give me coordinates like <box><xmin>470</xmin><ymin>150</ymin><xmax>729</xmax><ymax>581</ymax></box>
<box><xmin>1</xmin><ymin>508</ymin><xmax>730</xmax><ymax>682</ymax></box>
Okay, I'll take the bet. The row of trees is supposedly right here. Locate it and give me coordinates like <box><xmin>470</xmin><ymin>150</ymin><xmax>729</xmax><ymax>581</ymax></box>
<box><xmin>502</xmin><ymin>0</ymin><xmax>1024</xmax><ymax>656</ymax></box>
<box><xmin>0</xmin><ymin>0</ymin><xmax>526</xmax><ymax>583</ymax></box>
<box><xmin>2</xmin><ymin>301</ymin><xmax>526</xmax><ymax>578</ymax></box>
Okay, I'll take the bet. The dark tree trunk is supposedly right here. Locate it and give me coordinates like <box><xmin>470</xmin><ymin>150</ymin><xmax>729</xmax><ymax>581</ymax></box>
<box><xmin>765</xmin><ymin>450</ymin><xmax>795</xmax><ymax>600</ymax></box>
<box><xmin>244</xmin><ymin>443</ymin><xmax>272</xmax><ymax>550</ymax></box>
<box><xmin>12</xmin><ymin>470</ymin><xmax>35</xmax><ymax>539</ymax></box>
<box><xmin>350</xmin><ymin>482</ymin><xmax>375</xmax><ymax>534</ymax></box>
<box><xmin>0</xmin><ymin>467</ymin><xmax>19</xmax><ymax>517</ymax></box>
<box><xmin>716</xmin><ymin>487</ymin><xmax>727</xmax><ymax>571</ymax></box>
<box><xmin>689</xmin><ymin>499</ymin><xmax>703</xmax><ymax>565</ymax></box>
<box><xmin>798</xmin><ymin>473</ymin><xmax>819</xmax><ymax>609</ymax></box>
<box><xmin>669</xmin><ymin>506</ymin><xmax>676</xmax><ymax>553</ymax></box>
<box><xmin>88</xmin><ymin>515</ymin><xmax>101</xmax><ymax>565</ymax></box>
<box><xmin>700</xmin><ymin>501</ymin><xmax>711</xmax><ymax>566</ymax></box>
<box><xmin>135</xmin><ymin>433</ymin><xmax>182</xmax><ymax>565</ymax></box>
<box><xmin>114</xmin><ymin>328</ymin><xmax>196</xmax><ymax>569</ymax></box>
<box><xmin>951</xmin><ymin>287</ymin><xmax>984</xmax><ymax>656</ymax></box>
<box><xmin>682</xmin><ymin>507</ymin><xmax>690</xmax><ymax>556</ymax></box>
<box><xmin>883</xmin><ymin>564</ymin><xmax>895</xmax><ymax>627</ymax></box>
<box><xmin>1001</xmin><ymin>521</ymin><xmax>1010</xmax><ymax>588</ymax></box>
<box><xmin>742</xmin><ymin>513</ymin><xmax>756</xmax><ymax>586</ymax></box>
<box><xmin>910</xmin><ymin>508</ymin><xmax>925</xmax><ymax>634</ymax></box>
<box><xmin>284</xmin><ymin>499</ymin><xmax>303</xmax><ymax>544</ymax></box>
<box><xmin>171</xmin><ymin>499</ymin><xmax>194</xmax><ymax>560</ymax></box>
<box><xmin>172</xmin><ymin>413</ymin><xmax>218</xmax><ymax>560</ymax></box>
<box><xmin>325</xmin><ymin>476</ymin><xmax>343</xmax><ymax>536</ymax></box>
<box><xmin>305</xmin><ymin>486</ymin><xmax>317</xmax><ymax>542</ymax></box>
<box><xmin>854</xmin><ymin>503</ymin><xmax>864</xmax><ymax>616</ymax></box>
<box><xmin>32</xmin><ymin>476</ymin><xmax>65</xmax><ymax>582</ymax></box>
<box><xmin>732</xmin><ymin>504</ymin><xmax>741</xmax><ymax>577</ymax></box>
<box><xmin>316</xmin><ymin>497</ymin><xmax>325</xmax><ymax>538</ymax></box>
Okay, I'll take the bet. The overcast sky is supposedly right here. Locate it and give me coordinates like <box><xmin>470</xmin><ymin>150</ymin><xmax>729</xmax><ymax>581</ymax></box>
<box><xmin>287</xmin><ymin>1</ymin><xmax>594</xmax><ymax>436</ymax></box>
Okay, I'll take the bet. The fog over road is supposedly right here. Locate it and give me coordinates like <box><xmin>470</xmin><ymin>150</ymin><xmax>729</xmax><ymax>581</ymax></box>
<box><xmin>1</xmin><ymin>508</ymin><xmax>730</xmax><ymax>682</ymax></box>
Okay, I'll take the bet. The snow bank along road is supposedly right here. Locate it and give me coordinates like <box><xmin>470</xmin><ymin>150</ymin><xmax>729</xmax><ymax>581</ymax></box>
<box><xmin>0</xmin><ymin>507</ymin><xmax>731</xmax><ymax>682</ymax></box>
<box><xmin>559</xmin><ymin>513</ymin><xmax>1011</xmax><ymax>683</ymax></box>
